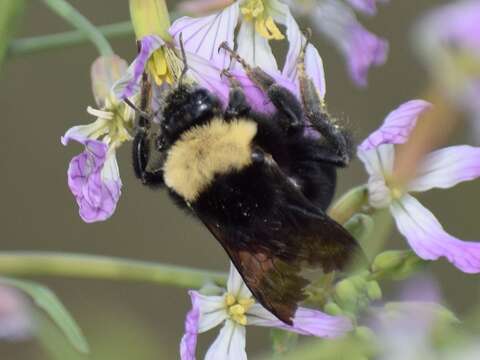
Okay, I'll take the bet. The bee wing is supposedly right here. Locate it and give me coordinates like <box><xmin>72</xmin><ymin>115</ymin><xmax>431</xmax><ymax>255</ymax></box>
<box><xmin>197</xmin><ymin>159</ymin><xmax>365</xmax><ymax>325</ymax></box>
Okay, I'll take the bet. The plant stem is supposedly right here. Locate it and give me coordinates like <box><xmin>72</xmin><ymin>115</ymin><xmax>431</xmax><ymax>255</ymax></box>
<box><xmin>0</xmin><ymin>0</ymin><xmax>26</xmax><ymax>66</ymax></box>
<box><xmin>42</xmin><ymin>0</ymin><xmax>113</xmax><ymax>56</ymax></box>
<box><xmin>10</xmin><ymin>21</ymin><xmax>133</xmax><ymax>57</ymax></box>
<box><xmin>0</xmin><ymin>252</ymin><xmax>227</xmax><ymax>289</ymax></box>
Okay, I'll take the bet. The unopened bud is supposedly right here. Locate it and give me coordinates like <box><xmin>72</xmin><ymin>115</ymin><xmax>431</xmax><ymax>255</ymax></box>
<box><xmin>366</xmin><ymin>281</ymin><xmax>382</xmax><ymax>301</ymax></box>
<box><xmin>335</xmin><ymin>279</ymin><xmax>358</xmax><ymax>306</ymax></box>
<box><xmin>324</xmin><ymin>302</ymin><xmax>343</xmax><ymax>316</ymax></box>
<box><xmin>129</xmin><ymin>0</ymin><xmax>172</xmax><ymax>41</ymax></box>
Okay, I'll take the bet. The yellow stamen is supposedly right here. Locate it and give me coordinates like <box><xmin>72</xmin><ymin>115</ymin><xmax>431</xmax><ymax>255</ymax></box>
<box><xmin>225</xmin><ymin>293</ymin><xmax>236</xmax><ymax>307</ymax></box>
<box><xmin>241</xmin><ymin>0</ymin><xmax>284</xmax><ymax>40</ymax></box>
<box><xmin>224</xmin><ymin>293</ymin><xmax>255</xmax><ymax>326</ymax></box>
<box><xmin>147</xmin><ymin>47</ymin><xmax>183</xmax><ymax>85</ymax></box>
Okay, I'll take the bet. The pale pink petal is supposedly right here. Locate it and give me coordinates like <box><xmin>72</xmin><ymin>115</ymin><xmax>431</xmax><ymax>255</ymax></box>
<box><xmin>0</xmin><ymin>286</ymin><xmax>32</xmax><ymax>341</ymax></box>
<box><xmin>391</xmin><ymin>194</ymin><xmax>480</xmax><ymax>273</ymax></box>
<box><xmin>185</xmin><ymin>51</ymin><xmax>231</xmax><ymax>105</ymax></box>
<box><xmin>180</xmin><ymin>297</ymin><xmax>199</xmax><ymax>360</ymax></box>
<box><xmin>229</xmin><ymin>67</ymin><xmax>299</xmax><ymax>113</ymax></box>
<box><xmin>408</xmin><ymin>145</ymin><xmax>480</xmax><ymax>192</ymax></box>
<box><xmin>113</xmin><ymin>35</ymin><xmax>164</xmax><ymax>99</ymax></box>
<box><xmin>247</xmin><ymin>304</ymin><xmax>353</xmax><ymax>338</ymax></box>
<box><xmin>357</xmin><ymin>144</ymin><xmax>395</xmax><ymax>208</ymax></box>
<box><xmin>347</xmin><ymin>0</ymin><xmax>388</xmax><ymax>16</ymax></box>
<box><xmin>205</xmin><ymin>320</ymin><xmax>247</xmax><ymax>360</ymax></box>
<box><xmin>281</xmin><ymin>10</ymin><xmax>304</xmax><ymax>81</ymax></box>
<box><xmin>304</xmin><ymin>45</ymin><xmax>327</xmax><ymax>99</ymax></box>
<box><xmin>227</xmin><ymin>263</ymin><xmax>252</xmax><ymax>299</ymax></box>
<box><xmin>236</xmin><ymin>21</ymin><xmax>278</xmax><ymax>72</ymax></box>
<box><xmin>358</xmin><ymin>100</ymin><xmax>432</xmax><ymax>151</ymax></box>
<box><xmin>311</xmin><ymin>0</ymin><xmax>388</xmax><ymax>87</ymax></box>
<box><xmin>170</xmin><ymin>2</ymin><xmax>239</xmax><ymax>70</ymax></box>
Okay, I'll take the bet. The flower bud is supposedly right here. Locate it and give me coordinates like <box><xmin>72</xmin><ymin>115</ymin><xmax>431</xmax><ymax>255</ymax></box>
<box><xmin>324</xmin><ymin>302</ymin><xmax>343</xmax><ymax>316</ymax></box>
<box><xmin>335</xmin><ymin>279</ymin><xmax>358</xmax><ymax>307</ymax></box>
<box><xmin>366</xmin><ymin>281</ymin><xmax>382</xmax><ymax>301</ymax></box>
<box><xmin>372</xmin><ymin>250</ymin><xmax>410</xmax><ymax>272</ymax></box>
<box><xmin>129</xmin><ymin>0</ymin><xmax>172</xmax><ymax>41</ymax></box>
<box><xmin>344</xmin><ymin>214</ymin><xmax>375</xmax><ymax>244</ymax></box>
<box><xmin>372</xmin><ymin>250</ymin><xmax>426</xmax><ymax>280</ymax></box>
<box><xmin>90</xmin><ymin>55</ymin><xmax>128</xmax><ymax>108</ymax></box>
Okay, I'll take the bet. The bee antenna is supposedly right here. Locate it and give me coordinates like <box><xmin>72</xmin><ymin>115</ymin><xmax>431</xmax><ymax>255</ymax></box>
<box><xmin>178</xmin><ymin>33</ymin><xmax>189</xmax><ymax>86</ymax></box>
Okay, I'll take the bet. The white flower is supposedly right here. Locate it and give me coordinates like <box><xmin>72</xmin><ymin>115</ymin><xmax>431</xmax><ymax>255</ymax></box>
<box><xmin>180</xmin><ymin>263</ymin><xmax>352</xmax><ymax>359</ymax></box>
<box><xmin>357</xmin><ymin>100</ymin><xmax>480</xmax><ymax>273</ymax></box>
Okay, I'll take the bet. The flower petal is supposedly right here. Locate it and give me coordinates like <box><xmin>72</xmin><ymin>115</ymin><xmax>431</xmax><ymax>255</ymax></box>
<box><xmin>391</xmin><ymin>194</ymin><xmax>480</xmax><ymax>273</ymax></box>
<box><xmin>408</xmin><ymin>145</ymin><xmax>480</xmax><ymax>192</ymax></box>
<box><xmin>304</xmin><ymin>44</ymin><xmax>327</xmax><ymax>99</ymax></box>
<box><xmin>358</xmin><ymin>100</ymin><xmax>432</xmax><ymax>151</ymax></box>
<box><xmin>170</xmin><ymin>2</ymin><xmax>239</xmax><ymax>70</ymax></box>
<box><xmin>227</xmin><ymin>263</ymin><xmax>252</xmax><ymax>299</ymax></box>
<box><xmin>184</xmin><ymin>51</ymin><xmax>231</xmax><ymax>105</ymax></box>
<box><xmin>247</xmin><ymin>304</ymin><xmax>353</xmax><ymax>338</ymax></box>
<box><xmin>113</xmin><ymin>35</ymin><xmax>165</xmax><ymax>99</ymax></box>
<box><xmin>0</xmin><ymin>286</ymin><xmax>32</xmax><ymax>341</ymax></box>
<box><xmin>189</xmin><ymin>291</ymin><xmax>227</xmax><ymax>333</ymax></box>
<box><xmin>180</xmin><ymin>292</ymin><xmax>201</xmax><ymax>360</ymax></box>
<box><xmin>311</xmin><ymin>0</ymin><xmax>388</xmax><ymax>87</ymax></box>
<box><xmin>357</xmin><ymin>144</ymin><xmax>395</xmax><ymax>208</ymax></box>
<box><xmin>236</xmin><ymin>20</ymin><xmax>278</xmax><ymax>72</ymax></box>
<box><xmin>91</xmin><ymin>55</ymin><xmax>128</xmax><ymax>108</ymax></box>
<box><xmin>64</xmin><ymin>137</ymin><xmax>122</xmax><ymax>223</ymax></box>
<box><xmin>347</xmin><ymin>0</ymin><xmax>386</xmax><ymax>16</ymax></box>
<box><xmin>205</xmin><ymin>320</ymin><xmax>247</xmax><ymax>360</ymax></box>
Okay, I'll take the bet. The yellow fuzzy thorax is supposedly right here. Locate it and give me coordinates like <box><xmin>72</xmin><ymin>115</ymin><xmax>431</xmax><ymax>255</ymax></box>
<box><xmin>163</xmin><ymin>118</ymin><xmax>258</xmax><ymax>202</ymax></box>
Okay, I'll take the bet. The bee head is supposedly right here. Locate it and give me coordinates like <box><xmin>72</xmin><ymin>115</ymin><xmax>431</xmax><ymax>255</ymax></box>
<box><xmin>161</xmin><ymin>85</ymin><xmax>222</xmax><ymax>144</ymax></box>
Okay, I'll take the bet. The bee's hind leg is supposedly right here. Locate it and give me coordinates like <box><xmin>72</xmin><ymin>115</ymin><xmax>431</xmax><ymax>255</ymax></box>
<box><xmin>296</xmin><ymin>39</ymin><xmax>353</xmax><ymax>167</ymax></box>
<box><xmin>221</xmin><ymin>69</ymin><xmax>252</xmax><ymax>120</ymax></box>
<box><xmin>218</xmin><ymin>42</ymin><xmax>303</xmax><ymax>134</ymax></box>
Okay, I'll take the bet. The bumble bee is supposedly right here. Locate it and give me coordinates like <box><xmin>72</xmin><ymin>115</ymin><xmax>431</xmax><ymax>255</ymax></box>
<box><xmin>131</xmin><ymin>42</ymin><xmax>364</xmax><ymax>325</ymax></box>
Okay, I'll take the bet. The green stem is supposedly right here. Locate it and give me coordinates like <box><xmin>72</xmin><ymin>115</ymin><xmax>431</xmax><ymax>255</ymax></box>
<box><xmin>0</xmin><ymin>251</ymin><xmax>227</xmax><ymax>289</ymax></box>
<box><xmin>0</xmin><ymin>0</ymin><xmax>26</xmax><ymax>67</ymax></box>
<box><xmin>10</xmin><ymin>21</ymin><xmax>133</xmax><ymax>57</ymax></box>
<box><xmin>42</xmin><ymin>0</ymin><xmax>113</xmax><ymax>56</ymax></box>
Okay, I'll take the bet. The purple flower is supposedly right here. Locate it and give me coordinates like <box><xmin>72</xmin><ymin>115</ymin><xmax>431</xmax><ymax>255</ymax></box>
<box><xmin>0</xmin><ymin>285</ymin><xmax>32</xmax><ymax>341</ymax></box>
<box><xmin>346</xmin><ymin>0</ymin><xmax>388</xmax><ymax>16</ymax></box>
<box><xmin>414</xmin><ymin>0</ymin><xmax>480</xmax><ymax>142</ymax></box>
<box><xmin>61</xmin><ymin>135</ymin><xmax>121</xmax><ymax>223</ymax></box>
<box><xmin>357</xmin><ymin>100</ymin><xmax>480</xmax><ymax>273</ymax></box>
<box><xmin>116</xmin><ymin>1</ymin><xmax>328</xmax><ymax>113</ymax></box>
<box><xmin>307</xmin><ymin>0</ymin><xmax>388</xmax><ymax>87</ymax></box>
<box><xmin>167</xmin><ymin>0</ymin><xmax>327</xmax><ymax>116</ymax></box>
<box><xmin>63</xmin><ymin>56</ymin><xmax>134</xmax><ymax>223</ymax></box>
<box><xmin>180</xmin><ymin>263</ymin><xmax>352</xmax><ymax>359</ymax></box>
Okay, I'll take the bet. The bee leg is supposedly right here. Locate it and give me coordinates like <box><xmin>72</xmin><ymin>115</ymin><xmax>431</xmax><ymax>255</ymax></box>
<box><xmin>297</xmin><ymin>45</ymin><xmax>353</xmax><ymax>167</ymax></box>
<box><xmin>132</xmin><ymin>128</ymin><xmax>165</xmax><ymax>187</ymax></box>
<box><xmin>218</xmin><ymin>42</ymin><xmax>303</xmax><ymax>133</ymax></box>
<box><xmin>222</xmin><ymin>69</ymin><xmax>251</xmax><ymax>120</ymax></box>
<box><xmin>128</xmin><ymin>72</ymin><xmax>165</xmax><ymax>187</ymax></box>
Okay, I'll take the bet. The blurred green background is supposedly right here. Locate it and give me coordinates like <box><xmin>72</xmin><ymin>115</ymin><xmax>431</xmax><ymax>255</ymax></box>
<box><xmin>0</xmin><ymin>0</ymin><xmax>478</xmax><ymax>359</ymax></box>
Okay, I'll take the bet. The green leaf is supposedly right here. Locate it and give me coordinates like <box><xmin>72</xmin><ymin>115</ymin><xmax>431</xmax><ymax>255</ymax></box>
<box><xmin>0</xmin><ymin>0</ymin><xmax>26</xmax><ymax>69</ymax></box>
<box><xmin>0</xmin><ymin>278</ymin><xmax>89</xmax><ymax>354</ymax></box>
<box><xmin>270</xmin><ymin>329</ymin><xmax>299</xmax><ymax>356</ymax></box>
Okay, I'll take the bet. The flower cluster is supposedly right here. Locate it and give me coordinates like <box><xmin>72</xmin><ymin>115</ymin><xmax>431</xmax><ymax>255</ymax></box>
<box><xmin>59</xmin><ymin>0</ymin><xmax>480</xmax><ymax>358</ymax></box>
